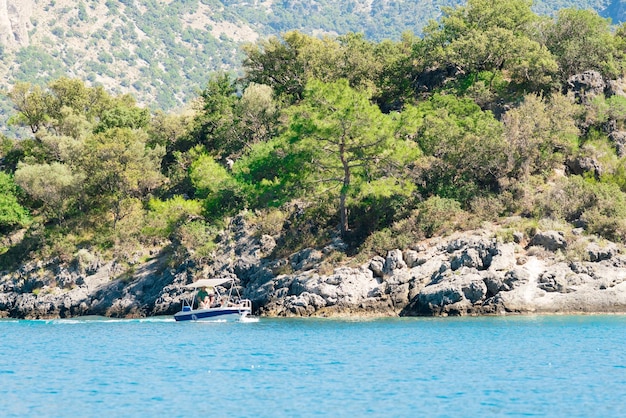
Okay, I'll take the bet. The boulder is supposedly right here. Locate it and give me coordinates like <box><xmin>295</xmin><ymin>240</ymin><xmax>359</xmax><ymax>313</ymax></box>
<box><xmin>567</xmin><ymin>71</ymin><xmax>606</xmax><ymax>104</ymax></box>
<box><xmin>484</xmin><ymin>268</ymin><xmax>530</xmax><ymax>296</ymax></box>
<box><xmin>405</xmin><ymin>269</ymin><xmax>488</xmax><ymax>315</ymax></box>
<box><xmin>609</xmin><ymin>131</ymin><xmax>626</xmax><ymax>157</ymax></box>
<box><xmin>290</xmin><ymin>248</ymin><xmax>322</xmax><ymax>271</ymax></box>
<box><xmin>607</xmin><ymin>77</ymin><xmax>626</xmax><ymax>97</ymax></box>
<box><xmin>488</xmin><ymin>243</ymin><xmax>516</xmax><ymax>272</ymax></box>
<box><xmin>403</xmin><ymin>250</ymin><xmax>425</xmax><ymax>268</ymax></box>
<box><xmin>369</xmin><ymin>256</ymin><xmax>385</xmax><ymax>278</ymax></box>
<box><xmin>587</xmin><ymin>243</ymin><xmax>617</xmax><ymax>262</ymax></box>
<box><xmin>537</xmin><ymin>272</ymin><xmax>572</xmax><ymax>293</ymax></box>
<box><xmin>259</xmin><ymin>235</ymin><xmax>276</xmax><ymax>255</ymax></box>
<box><xmin>566</xmin><ymin>156</ymin><xmax>602</xmax><ymax>179</ymax></box>
<box><xmin>529</xmin><ymin>231</ymin><xmax>567</xmax><ymax>252</ymax></box>
<box><xmin>450</xmin><ymin>248</ymin><xmax>482</xmax><ymax>270</ymax></box>
<box><xmin>384</xmin><ymin>249</ymin><xmax>407</xmax><ymax>272</ymax></box>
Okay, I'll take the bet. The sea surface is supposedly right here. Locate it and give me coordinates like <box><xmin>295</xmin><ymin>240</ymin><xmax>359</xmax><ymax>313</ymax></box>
<box><xmin>1</xmin><ymin>315</ymin><xmax>625</xmax><ymax>417</ymax></box>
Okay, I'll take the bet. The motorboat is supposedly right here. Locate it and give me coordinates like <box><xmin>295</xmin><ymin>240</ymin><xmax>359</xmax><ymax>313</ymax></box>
<box><xmin>174</xmin><ymin>278</ymin><xmax>252</xmax><ymax>322</ymax></box>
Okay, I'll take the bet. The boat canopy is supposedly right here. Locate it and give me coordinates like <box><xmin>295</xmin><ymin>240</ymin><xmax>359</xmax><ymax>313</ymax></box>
<box><xmin>186</xmin><ymin>278</ymin><xmax>231</xmax><ymax>289</ymax></box>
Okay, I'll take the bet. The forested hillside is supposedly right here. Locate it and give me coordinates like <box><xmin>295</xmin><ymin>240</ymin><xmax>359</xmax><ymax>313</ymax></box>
<box><xmin>0</xmin><ymin>0</ymin><xmax>625</xmax><ymax>118</ymax></box>
<box><xmin>2</xmin><ymin>0</ymin><xmax>626</xmax><ymax>276</ymax></box>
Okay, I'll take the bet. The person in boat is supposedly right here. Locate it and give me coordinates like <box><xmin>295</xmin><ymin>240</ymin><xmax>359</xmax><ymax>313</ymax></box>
<box><xmin>197</xmin><ymin>286</ymin><xmax>215</xmax><ymax>309</ymax></box>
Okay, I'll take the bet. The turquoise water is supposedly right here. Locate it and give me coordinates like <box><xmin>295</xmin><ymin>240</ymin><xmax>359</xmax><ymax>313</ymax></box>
<box><xmin>1</xmin><ymin>315</ymin><xmax>625</xmax><ymax>417</ymax></box>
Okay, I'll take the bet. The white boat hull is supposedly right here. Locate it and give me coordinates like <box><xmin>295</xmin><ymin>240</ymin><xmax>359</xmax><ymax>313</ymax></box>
<box><xmin>174</xmin><ymin>306</ymin><xmax>251</xmax><ymax>322</ymax></box>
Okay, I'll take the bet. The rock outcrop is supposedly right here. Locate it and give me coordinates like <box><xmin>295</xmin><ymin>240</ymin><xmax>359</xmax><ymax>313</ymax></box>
<box><xmin>2</xmin><ymin>219</ymin><xmax>626</xmax><ymax>319</ymax></box>
<box><xmin>567</xmin><ymin>71</ymin><xmax>607</xmax><ymax>105</ymax></box>
<box><xmin>569</xmin><ymin>71</ymin><xmax>626</xmax><ymax>157</ymax></box>
<box><xmin>0</xmin><ymin>0</ymin><xmax>33</xmax><ymax>49</ymax></box>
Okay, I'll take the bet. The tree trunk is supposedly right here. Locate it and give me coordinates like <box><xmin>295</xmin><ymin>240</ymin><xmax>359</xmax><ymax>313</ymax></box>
<box><xmin>339</xmin><ymin>140</ymin><xmax>350</xmax><ymax>237</ymax></box>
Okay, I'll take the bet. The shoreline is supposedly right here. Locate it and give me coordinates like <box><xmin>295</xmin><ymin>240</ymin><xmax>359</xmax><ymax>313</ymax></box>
<box><xmin>2</xmin><ymin>223</ymin><xmax>626</xmax><ymax>320</ymax></box>
<box><xmin>3</xmin><ymin>310</ymin><xmax>626</xmax><ymax>322</ymax></box>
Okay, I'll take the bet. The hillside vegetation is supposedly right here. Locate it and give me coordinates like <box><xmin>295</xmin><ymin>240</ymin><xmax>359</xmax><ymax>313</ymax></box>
<box><xmin>2</xmin><ymin>0</ymin><xmax>626</xmax><ymax>275</ymax></box>
<box><xmin>0</xmin><ymin>0</ymin><xmax>623</xmax><ymax>116</ymax></box>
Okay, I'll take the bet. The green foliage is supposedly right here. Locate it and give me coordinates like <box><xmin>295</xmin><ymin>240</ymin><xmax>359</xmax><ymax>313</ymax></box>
<box><xmin>357</xmin><ymin>225</ymin><xmax>416</xmax><ymax>259</ymax></box>
<box><xmin>81</xmin><ymin>128</ymin><xmax>165</xmax><ymax>227</ymax></box>
<box><xmin>190</xmin><ymin>153</ymin><xmax>234</xmax><ymax>197</ymax></box>
<box><xmin>192</xmin><ymin>73</ymin><xmax>240</xmax><ymax>158</ymax></box>
<box><xmin>94</xmin><ymin>102</ymin><xmax>150</xmax><ymax>133</ymax></box>
<box><xmin>421</xmin><ymin>0</ymin><xmax>558</xmax><ymax>94</ymax></box>
<box><xmin>502</xmin><ymin>93</ymin><xmax>580</xmax><ymax>178</ymax></box>
<box><xmin>585</xmin><ymin>95</ymin><xmax>626</xmax><ymax>130</ymax></box>
<box><xmin>546</xmin><ymin>9</ymin><xmax>622</xmax><ymax>80</ymax></box>
<box><xmin>416</xmin><ymin>196</ymin><xmax>468</xmax><ymax>238</ymax></box>
<box><xmin>7</xmin><ymin>83</ymin><xmax>50</xmax><ymax>134</ymax></box>
<box><xmin>269</xmin><ymin>202</ymin><xmax>334</xmax><ymax>258</ymax></box>
<box><xmin>0</xmin><ymin>172</ymin><xmax>31</xmax><ymax>231</ymax></box>
<box><xmin>540</xmin><ymin>176</ymin><xmax>626</xmax><ymax>242</ymax></box>
<box><xmin>144</xmin><ymin>196</ymin><xmax>202</xmax><ymax>239</ymax></box>
<box><xmin>242</xmin><ymin>32</ymin><xmax>309</xmax><ymax>103</ymax></box>
<box><xmin>7</xmin><ymin>0</ymin><xmax>626</xmax><ymax>270</ymax></box>
<box><xmin>348</xmin><ymin>181</ymin><xmax>416</xmax><ymax>246</ymax></box>
<box><xmin>250</xmin><ymin>207</ymin><xmax>288</xmax><ymax>237</ymax></box>
<box><xmin>171</xmin><ymin>220</ymin><xmax>219</xmax><ymax>264</ymax></box>
<box><xmin>232</xmin><ymin>136</ymin><xmax>309</xmax><ymax>208</ymax></box>
<box><xmin>8</xmin><ymin>78</ymin><xmax>112</xmax><ymax>136</ymax></box>
<box><xmin>409</xmin><ymin>94</ymin><xmax>507</xmax><ymax>203</ymax></box>
<box><xmin>14</xmin><ymin>162</ymin><xmax>82</xmax><ymax>222</ymax></box>
<box><xmin>190</xmin><ymin>153</ymin><xmax>245</xmax><ymax>218</ymax></box>
<box><xmin>285</xmin><ymin>78</ymin><xmax>412</xmax><ymax>236</ymax></box>
<box><xmin>242</xmin><ymin>31</ymin><xmax>398</xmax><ymax>105</ymax></box>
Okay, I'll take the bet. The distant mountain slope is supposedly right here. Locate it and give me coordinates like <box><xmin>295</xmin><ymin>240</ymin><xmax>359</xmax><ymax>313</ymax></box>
<box><xmin>0</xmin><ymin>0</ymin><xmax>623</xmax><ymax>117</ymax></box>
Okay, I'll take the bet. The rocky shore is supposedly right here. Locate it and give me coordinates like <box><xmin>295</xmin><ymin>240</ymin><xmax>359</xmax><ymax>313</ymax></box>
<box><xmin>1</xmin><ymin>216</ymin><xmax>626</xmax><ymax>319</ymax></box>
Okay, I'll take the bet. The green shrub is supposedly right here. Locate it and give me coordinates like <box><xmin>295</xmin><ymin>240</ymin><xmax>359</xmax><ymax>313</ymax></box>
<box><xmin>271</xmin><ymin>202</ymin><xmax>334</xmax><ymax>258</ymax></box>
<box><xmin>143</xmin><ymin>196</ymin><xmax>202</xmax><ymax>239</ymax></box>
<box><xmin>251</xmin><ymin>207</ymin><xmax>287</xmax><ymax>237</ymax></box>
<box><xmin>582</xmin><ymin>208</ymin><xmax>626</xmax><ymax>242</ymax></box>
<box><xmin>469</xmin><ymin>195</ymin><xmax>505</xmax><ymax>222</ymax></box>
<box><xmin>357</xmin><ymin>225</ymin><xmax>416</xmax><ymax>259</ymax></box>
<box><xmin>171</xmin><ymin>220</ymin><xmax>219</xmax><ymax>264</ymax></box>
<box><xmin>416</xmin><ymin>196</ymin><xmax>467</xmax><ymax>238</ymax></box>
<box><xmin>494</xmin><ymin>228</ymin><xmax>516</xmax><ymax>244</ymax></box>
<box><xmin>0</xmin><ymin>172</ymin><xmax>31</xmax><ymax>232</ymax></box>
<box><xmin>540</xmin><ymin>176</ymin><xmax>626</xmax><ymax>241</ymax></box>
<box><xmin>190</xmin><ymin>153</ymin><xmax>247</xmax><ymax>219</ymax></box>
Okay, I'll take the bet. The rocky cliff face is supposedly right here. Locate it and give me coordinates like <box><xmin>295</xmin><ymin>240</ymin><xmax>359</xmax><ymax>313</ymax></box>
<box><xmin>1</xmin><ymin>217</ymin><xmax>626</xmax><ymax>319</ymax></box>
<box><xmin>0</xmin><ymin>0</ymin><xmax>32</xmax><ymax>49</ymax></box>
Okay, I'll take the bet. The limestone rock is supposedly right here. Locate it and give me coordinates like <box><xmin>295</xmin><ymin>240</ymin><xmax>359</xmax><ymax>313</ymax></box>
<box><xmin>609</xmin><ymin>131</ymin><xmax>626</xmax><ymax>157</ymax></box>
<box><xmin>259</xmin><ymin>234</ymin><xmax>276</xmax><ymax>255</ymax></box>
<box><xmin>566</xmin><ymin>156</ymin><xmax>602</xmax><ymax>179</ymax></box>
<box><xmin>587</xmin><ymin>243</ymin><xmax>617</xmax><ymax>262</ymax></box>
<box><xmin>290</xmin><ymin>248</ymin><xmax>322</xmax><ymax>271</ymax></box>
<box><xmin>403</xmin><ymin>268</ymin><xmax>488</xmax><ymax>315</ymax></box>
<box><xmin>488</xmin><ymin>243</ymin><xmax>516</xmax><ymax>272</ymax></box>
<box><xmin>607</xmin><ymin>76</ymin><xmax>626</xmax><ymax>97</ymax></box>
<box><xmin>484</xmin><ymin>267</ymin><xmax>529</xmax><ymax>296</ymax></box>
<box><xmin>384</xmin><ymin>249</ymin><xmax>407</xmax><ymax>273</ymax></box>
<box><xmin>403</xmin><ymin>250</ymin><xmax>425</xmax><ymax>268</ymax></box>
<box><xmin>369</xmin><ymin>256</ymin><xmax>385</xmax><ymax>278</ymax></box>
<box><xmin>450</xmin><ymin>248</ymin><xmax>482</xmax><ymax>270</ymax></box>
<box><xmin>0</xmin><ymin>0</ymin><xmax>33</xmax><ymax>49</ymax></box>
<box><xmin>529</xmin><ymin>231</ymin><xmax>567</xmax><ymax>252</ymax></box>
<box><xmin>567</xmin><ymin>71</ymin><xmax>606</xmax><ymax>104</ymax></box>
<box><xmin>3</xmin><ymin>218</ymin><xmax>626</xmax><ymax>319</ymax></box>
<box><xmin>538</xmin><ymin>272</ymin><xmax>572</xmax><ymax>293</ymax></box>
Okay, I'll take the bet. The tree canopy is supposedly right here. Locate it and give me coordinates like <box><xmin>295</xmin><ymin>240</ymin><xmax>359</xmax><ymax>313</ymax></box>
<box><xmin>3</xmin><ymin>0</ymin><xmax>626</xmax><ymax>268</ymax></box>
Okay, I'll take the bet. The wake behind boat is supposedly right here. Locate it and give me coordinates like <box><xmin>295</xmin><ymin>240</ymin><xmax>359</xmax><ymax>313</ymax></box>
<box><xmin>174</xmin><ymin>278</ymin><xmax>252</xmax><ymax>322</ymax></box>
